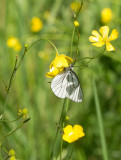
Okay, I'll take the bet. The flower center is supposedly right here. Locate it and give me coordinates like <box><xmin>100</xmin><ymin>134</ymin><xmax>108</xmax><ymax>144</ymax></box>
<box><xmin>69</xmin><ymin>132</ymin><xmax>74</xmax><ymax>136</ymax></box>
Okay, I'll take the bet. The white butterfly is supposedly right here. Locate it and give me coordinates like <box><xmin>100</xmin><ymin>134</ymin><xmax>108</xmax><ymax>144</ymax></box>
<box><xmin>51</xmin><ymin>65</ymin><xmax>83</xmax><ymax>103</ymax></box>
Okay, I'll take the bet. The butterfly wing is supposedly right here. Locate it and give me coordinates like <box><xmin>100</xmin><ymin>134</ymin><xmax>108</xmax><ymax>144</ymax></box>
<box><xmin>51</xmin><ymin>71</ymin><xmax>69</xmax><ymax>98</ymax></box>
<box><xmin>51</xmin><ymin>69</ymin><xmax>83</xmax><ymax>103</ymax></box>
<box><xmin>66</xmin><ymin>71</ymin><xmax>83</xmax><ymax>103</ymax></box>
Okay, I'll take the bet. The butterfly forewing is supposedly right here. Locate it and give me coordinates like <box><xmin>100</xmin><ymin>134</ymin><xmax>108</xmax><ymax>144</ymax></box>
<box><xmin>51</xmin><ymin>71</ymin><xmax>68</xmax><ymax>98</ymax></box>
<box><xmin>51</xmin><ymin>67</ymin><xmax>83</xmax><ymax>103</ymax></box>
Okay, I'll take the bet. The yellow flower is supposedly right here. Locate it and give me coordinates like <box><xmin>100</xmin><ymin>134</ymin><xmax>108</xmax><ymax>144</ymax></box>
<box><xmin>18</xmin><ymin>108</ymin><xmax>28</xmax><ymax>119</ymax></box>
<box><xmin>89</xmin><ymin>26</ymin><xmax>119</xmax><ymax>51</ymax></box>
<box><xmin>7</xmin><ymin>37</ymin><xmax>18</xmax><ymax>48</ymax></box>
<box><xmin>7</xmin><ymin>37</ymin><xmax>22</xmax><ymax>52</ymax></box>
<box><xmin>31</xmin><ymin>17</ymin><xmax>43</xmax><ymax>32</ymax></box>
<box><xmin>10</xmin><ymin>156</ymin><xmax>16</xmax><ymax>160</ymax></box>
<box><xmin>9</xmin><ymin>149</ymin><xmax>15</xmax><ymax>156</ymax></box>
<box><xmin>70</xmin><ymin>2</ymin><xmax>81</xmax><ymax>11</ymax></box>
<box><xmin>14</xmin><ymin>41</ymin><xmax>22</xmax><ymax>52</ymax></box>
<box><xmin>101</xmin><ymin>8</ymin><xmax>113</xmax><ymax>24</ymax></box>
<box><xmin>62</xmin><ymin>125</ymin><xmax>85</xmax><ymax>143</ymax></box>
<box><xmin>46</xmin><ymin>66</ymin><xmax>61</xmax><ymax>78</ymax></box>
<box><xmin>46</xmin><ymin>53</ymin><xmax>73</xmax><ymax>78</ymax></box>
<box><xmin>74</xmin><ymin>20</ymin><xmax>79</xmax><ymax>27</ymax></box>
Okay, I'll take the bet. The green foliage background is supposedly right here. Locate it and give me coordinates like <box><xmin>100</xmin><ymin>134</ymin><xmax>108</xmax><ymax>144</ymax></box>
<box><xmin>0</xmin><ymin>0</ymin><xmax>121</xmax><ymax>159</ymax></box>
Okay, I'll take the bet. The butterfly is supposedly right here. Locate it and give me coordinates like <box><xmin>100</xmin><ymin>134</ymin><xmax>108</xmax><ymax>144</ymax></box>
<box><xmin>51</xmin><ymin>65</ymin><xmax>83</xmax><ymax>103</ymax></box>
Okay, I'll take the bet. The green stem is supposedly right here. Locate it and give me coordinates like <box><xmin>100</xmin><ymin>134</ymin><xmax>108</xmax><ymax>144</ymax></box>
<box><xmin>59</xmin><ymin>99</ymin><xmax>69</xmax><ymax>160</ymax></box>
<box><xmin>0</xmin><ymin>75</ymin><xmax>7</xmax><ymax>90</ymax></box>
<box><xmin>0</xmin><ymin>118</ymin><xmax>30</xmax><ymax>142</ymax></box>
<box><xmin>50</xmin><ymin>99</ymin><xmax>66</xmax><ymax>159</ymax></box>
<box><xmin>68</xmin><ymin>143</ymin><xmax>74</xmax><ymax>160</ymax></box>
<box><xmin>60</xmin><ymin>139</ymin><xmax>63</xmax><ymax>160</ymax></box>
<box><xmin>65</xmin><ymin>99</ymin><xmax>69</xmax><ymax>115</ymax></box>
<box><xmin>0</xmin><ymin>115</ymin><xmax>22</xmax><ymax>123</ymax></box>
<box><xmin>92</xmin><ymin>79</ymin><xmax>108</xmax><ymax>160</ymax></box>
<box><xmin>1</xmin><ymin>46</ymin><xmax>28</xmax><ymax>117</ymax></box>
<box><xmin>2</xmin><ymin>57</ymin><xmax>18</xmax><ymax>115</ymax></box>
<box><xmin>74</xmin><ymin>28</ymin><xmax>80</xmax><ymax>64</ymax></box>
<box><xmin>28</xmin><ymin>38</ymin><xmax>58</xmax><ymax>54</ymax></box>
<box><xmin>77</xmin><ymin>47</ymin><xmax>106</xmax><ymax>65</ymax></box>
<box><xmin>70</xmin><ymin>27</ymin><xmax>75</xmax><ymax>57</ymax></box>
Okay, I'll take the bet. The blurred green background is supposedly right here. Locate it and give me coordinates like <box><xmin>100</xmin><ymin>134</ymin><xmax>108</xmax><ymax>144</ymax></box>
<box><xmin>0</xmin><ymin>0</ymin><xmax>121</xmax><ymax>159</ymax></box>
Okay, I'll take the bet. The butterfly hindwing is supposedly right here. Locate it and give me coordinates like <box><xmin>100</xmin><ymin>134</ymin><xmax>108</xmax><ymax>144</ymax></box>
<box><xmin>66</xmin><ymin>71</ymin><xmax>83</xmax><ymax>102</ymax></box>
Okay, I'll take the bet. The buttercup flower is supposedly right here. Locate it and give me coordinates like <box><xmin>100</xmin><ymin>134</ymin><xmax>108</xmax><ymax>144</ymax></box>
<box><xmin>7</xmin><ymin>37</ymin><xmax>22</xmax><ymax>52</ymax></box>
<box><xmin>70</xmin><ymin>2</ymin><xmax>81</xmax><ymax>11</ymax></box>
<box><xmin>9</xmin><ymin>149</ymin><xmax>16</xmax><ymax>160</ymax></box>
<box><xmin>62</xmin><ymin>125</ymin><xmax>85</xmax><ymax>143</ymax></box>
<box><xmin>74</xmin><ymin>20</ymin><xmax>79</xmax><ymax>27</ymax></box>
<box><xmin>10</xmin><ymin>156</ymin><xmax>16</xmax><ymax>160</ymax></box>
<box><xmin>89</xmin><ymin>26</ymin><xmax>119</xmax><ymax>51</ymax></box>
<box><xmin>31</xmin><ymin>17</ymin><xmax>43</xmax><ymax>32</ymax></box>
<box><xmin>18</xmin><ymin>108</ymin><xmax>29</xmax><ymax>119</ymax></box>
<box><xmin>101</xmin><ymin>8</ymin><xmax>113</xmax><ymax>24</ymax></box>
<box><xmin>9</xmin><ymin>149</ymin><xmax>15</xmax><ymax>156</ymax></box>
<box><xmin>46</xmin><ymin>53</ymin><xmax>73</xmax><ymax>78</ymax></box>
<box><xmin>14</xmin><ymin>41</ymin><xmax>22</xmax><ymax>51</ymax></box>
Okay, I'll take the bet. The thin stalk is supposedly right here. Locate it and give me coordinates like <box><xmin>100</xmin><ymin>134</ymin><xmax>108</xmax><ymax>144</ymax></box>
<box><xmin>68</xmin><ymin>143</ymin><xmax>74</xmax><ymax>160</ymax></box>
<box><xmin>74</xmin><ymin>0</ymin><xmax>83</xmax><ymax>19</ymax></box>
<box><xmin>2</xmin><ymin>57</ymin><xmax>18</xmax><ymax>115</ymax></box>
<box><xmin>0</xmin><ymin>75</ymin><xmax>7</xmax><ymax>90</ymax></box>
<box><xmin>65</xmin><ymin>99</ymin><xmax>69</xmax><ymax>115</ymax></box>
<box><xmin>74</xmin><ymin>27</ymin><xmax>80</xmax><ymax>63</ymax></box>
<box><xmin>70</xmin><ymin>27</ymin><xmax>75</xmax><ymax>57</ymax></box>
<box><xmin>0</xmin><ymin>115</ymin><xmax>22</xmax><ymax>123</ymax></box>
<box><xmin>92</xmin><ymin>79</ymin><xmax>108</xmax><ymax>160</ymax></box>
<box><xmin>77</xmin><ymin>47</ymin><xmax>106</xmax><ymax>64</ymax></box>
<box><xmin>1</xmin><ymin>146</ymin><xmax>9</xmax><ymax>155</ymax></box>
<box><xmin>50</xmin><ymin>99</ymin><xmax>67</xmax><ymax>159</ymax></box>
<box><xmin>1</xmin><ymin>46</ymin><xmax>28</xmax><ymax>116</ymax></box>
<box><xmin>28</xmin><ymin>38</ymin><xmax>58</xmax><ymax>54</ymax></box>
<box><xmin>59</xmin><ymin>99</ymin><xmax>70</xmax><ymax>160</ymax></box>
<box><xmin>0</xmin><ymin>118</ymin><xmax>30</xmax><ymax>142</ymax></box>
<box><xmin>60</xmin><ymin>139</ymin><xmax>63</xmax><ymax>160</ymax></box>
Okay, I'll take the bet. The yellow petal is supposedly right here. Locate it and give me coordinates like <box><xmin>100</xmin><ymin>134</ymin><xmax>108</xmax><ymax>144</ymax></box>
<box><xmin>92</xmin><ymin>42</ymin><xmax>105</xmax><ymax>47</ymax></box>
<box><xmin>62</xmin><ymin>134</ymin><xmax>74</xmax><ymax>143</ymax></box>
<box><xmin>108</xmin><ymin>29</ymin><xmax>119</xmax><ymax>41</ymax></box>
<box><xmin>53</xmin><ymin>54</ymin><xmax>73</xmax><ymax>68</ymax></box>
<box><xmin>45</xmin><ymin>67</ymin><xmax>61</xmax><ymax>78</ymax></box>
<box><xmin>106</xmin><ymin>42</ymin><xmax>115</xmax><ymax>51</ymax></box>
<box><xmin>89</xmin><ymin>36</ymin><xmax>99</xmax><ymax>42</ymax></box>
<box><xmin>99</xmin><ymin>26</ymin><xmax>109</xmax><ymax>40</ymax></box>
<box><xmin>73</xmin><ymin>125</ymin><xmax>83</xmax><ymax>134</ymax></box>
<box><xmin>73</xmin><ymin>125</ymin><xmax>85</xmax><ymax>138</ymax></box>
<box><xmin>63</xmin><ymin>125</ymin><xmax>73</xmax><ymax>134</ymax></box>
<box><xmin>91</xmin><ymin>30</ymin><xmax>102</xmax><ymax>38</ymax></box>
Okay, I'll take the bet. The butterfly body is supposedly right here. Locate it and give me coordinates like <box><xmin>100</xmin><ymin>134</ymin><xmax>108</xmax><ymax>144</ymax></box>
<box><xmin>51</xmin><ymin>66</ymin><xmax>83</xmax><ymax>103</ymax></box>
